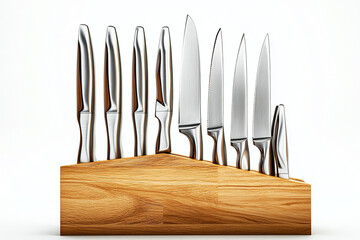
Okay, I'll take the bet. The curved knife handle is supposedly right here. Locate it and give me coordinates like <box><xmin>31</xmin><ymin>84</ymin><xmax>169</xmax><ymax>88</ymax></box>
<box><xmin>179</xmin><ymin>124</ymin><xmax>203</xmax><ymax>160</ymax></box>
<box><xmin>133</xmin><ymin>112</ymin><xmax>147</xmax><ymax>156</ymax></box>
<box><xmin>253</xmin><ymin>138</ymin><xmax>274</xmax><ymax>176</ymax></box>
<box><xmin>77</xmin><ymin>113</ymin><xmax>96</xmax><ymax>163</ymax></box>
<box><xmin>231</xmin><ymin>139</ymin><xmax>250</xmax><ymax>170</ymax></box>
<box><xmin>105</xmin><ymin>112</ymin><xmax>122</xmax><ymax>159</ymax></box>
<box><xmin>208</xmin><ymin>127</ymin><xmax>227</xmax><ymax>165</ymax></box>
<box><xmin>155</xmin><ymin>111</ymin><xmax>171</xmax><ymax>153</ymax></box>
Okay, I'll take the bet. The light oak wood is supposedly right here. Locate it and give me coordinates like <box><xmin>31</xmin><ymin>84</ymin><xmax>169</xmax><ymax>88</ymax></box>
<box><xmin>60</xmin><ymin>154</ymin><xmax>311</xmax><ymax>235</ymax></box>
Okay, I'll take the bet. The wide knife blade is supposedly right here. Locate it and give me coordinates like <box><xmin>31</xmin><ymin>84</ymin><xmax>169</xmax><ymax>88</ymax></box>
<box><xmin>77</xmin><ymin>24</ymin><xmax>96</xmax><ymax>163</ymax></box>
<box><xmin>104</xmin><ymin>26</ymin><xmax>122</xmax><ymax>160</ymax></box>
<box><xmin>207</xmin><ymin>29</ymin><xmax>227</xmax><ymax>165</ymax></box>
<box><xmin>155</xmin><ymin>27</ymin><xmax>173</xmax><ymax>154</ymax></box>
<box><xmin>132</xmin><ymin>26</ymin><xmax>148</xmax><ymax>156</ymax></box>
<box><xmin>230</xmin><ymin>34</ymin><xmax>250</xmax><ymax>170</ymax></box>
<box><xmin>253</xmin><ymin>34</ymin><xmax>274</xmax><ymax>175</ymax></box>
<box><xmin>178</xmin><ymin>15</ymin><xmax>203</xmax><ymax>160</ymax></box>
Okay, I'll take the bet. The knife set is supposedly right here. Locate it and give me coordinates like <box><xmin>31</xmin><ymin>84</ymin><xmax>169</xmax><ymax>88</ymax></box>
<box><xmin>62</xmin><ymin>16</ymin><xmax>311</xmax><ymax>235</ymax></box>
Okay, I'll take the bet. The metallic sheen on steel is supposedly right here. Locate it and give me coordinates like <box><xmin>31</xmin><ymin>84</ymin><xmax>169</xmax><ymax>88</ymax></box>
<box><xmin>178</xmin><ymin>15</ymin><xmax>203</xmax><ymax>160</ymax></box>
<box><xmin>104</xmin><ymin>26</ymin><xmax>122</xmax><ymax>160</ymax></box>
<box><xmin>132</xmin><ymin>26</ymin><xmax>148</xmax><ymax>156</ymax></box>
<box><xmin>207</xmin><ymin>29</ymin><xmax>227</xmax><ymax>166</ymax></box>
<box><xmin>230</xmin><ymin>34</ymin><xmax>250</xmax><ymax>170</ymax></box>
<box><xmin>272</xmin><ymin>105</ymin><xmax>289</xmax><ymax>179</ymax></box>
<box><xmin>155</xmin><ymin>27</ymin><xmax>173</xmax><ymax>154</ymax></box>
<box><xmin>253</xmin><ymin>34</ymin><xmax>274</xmax><ymax>175</ymax></box>
<box><xmin>77</xmin><ymin>24</ymin><xmax>96</xmax><ymax>163</ymax></box>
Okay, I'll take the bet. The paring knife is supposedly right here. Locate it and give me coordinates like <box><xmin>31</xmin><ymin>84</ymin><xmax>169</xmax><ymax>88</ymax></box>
<box><xmin>155</xmin><ymin>27</ymin><xmax>173</xmax><ymax>154</ymax></box>
<box><xmin>104</xmin><ymin>26</ymin><xmax>122</xmax><ymax>160</ymax></box>
<box><xmin>179</xmin><ymin>15</ymin><xmax>203</xmax><ymax>160</ymax></box>
<box><xmin>253</xmin><ymin>34</ymin><xmax>274</xmax><ymax>175</ymax></box>
<box><xmin>132</xmin><ymin>26</ymin><xmax>148</xmax><ymax>156</ymax></box>
<box><xmin>77</xmin><ymin>24</ymin><xmax>96</xmax><ymax>163</ymax></box>
<box><xmin>207</xmin><ymin>29</ymin><xmax>227</xmax><ymax>165</ymax></box>
<box><xmin>230</xmin><ymin>34</ymin><xmax>250</xmax><ymax>170</ymax></box>
<box><xmin>272</xmin><ymin>104</ymin><xmax>289</xmax><ymax>179</ymax></box>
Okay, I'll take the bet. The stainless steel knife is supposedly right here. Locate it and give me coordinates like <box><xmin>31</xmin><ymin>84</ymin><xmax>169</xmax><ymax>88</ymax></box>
<box><xmin>207</xmin><ymin>29</ymin><xmax>227</xmax><ymax>165</ymax></box>
<box><xmin>77</xmin><ymin>24</ymin><xmax>96</xmax><ymax>163</ymax></box>
<box><xmin>155</xmin><ymin>27</ymin><xmax>173</xmax><ymax>154</ymax></box>
<box><xmin>230</xmin><ymin>34</ymin><xmax>250</xmax><ymax>170</ymax></box>
<box><xmin>104</xmin><ymin>26</ymin><xmax>122</xmax><ymax>160</ymax></box>
<box><xmin>179</xmin><ymin>15</ymin><xmax>203</xmax><ymax>160</ymax></box>
<box><xmin>132</xmin><ymin>26</ymin><xmax>148</xmax><ymax>156</ymax></box>
<box><xmin>272</xmin><ymin>104</ymin><xmax>289</xmax><ymax>179</ymax></box>
<box><xmin>253</xmin><ymin>34</ymin><xmax>274</xmax><ymax>175</ymax></box>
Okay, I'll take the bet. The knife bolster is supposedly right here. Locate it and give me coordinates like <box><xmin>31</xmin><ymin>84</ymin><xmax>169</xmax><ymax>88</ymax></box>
<box><xmin>155</xmin><ymin>111</ymin><xmax>172</xmax><ymax>153</ymax></box>
<box><xmin>208</xmin><ymin>127</ymin><xmax>227</xmax><ymax>166</ymax></box>
<box><xmin>179</xmin><ymin>124</ymin><xmax>203</xmax><ymax>160</ymax></box>
<box><xmin>253</xmin><ymin>138</ymin><xmax>274</xmax><ymax>176</ymax></box>
<box><xmin>231</xmin><ymin>138</ymin><xmax>250</xmax><ymax>170</ymax></box>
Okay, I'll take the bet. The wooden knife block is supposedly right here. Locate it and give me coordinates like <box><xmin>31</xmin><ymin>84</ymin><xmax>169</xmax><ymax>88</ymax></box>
<box><xmin>60</xmin><ymin>153</ymin><xmax>311</xmax><ymax>235</ymax></box>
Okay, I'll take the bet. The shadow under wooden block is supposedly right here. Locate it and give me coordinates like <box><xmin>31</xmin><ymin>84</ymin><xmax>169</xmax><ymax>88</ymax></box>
<box><xmin>60</xmin><ymin>153</ymin><xmax>311</xmax><ymax>235</ymax></box>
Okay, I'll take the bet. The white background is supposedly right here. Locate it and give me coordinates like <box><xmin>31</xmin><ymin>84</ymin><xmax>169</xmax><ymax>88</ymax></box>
<box><xmin>0</xmin><ymin>0</ymin><xmax>359</xmax><ymax>239</ymax></box>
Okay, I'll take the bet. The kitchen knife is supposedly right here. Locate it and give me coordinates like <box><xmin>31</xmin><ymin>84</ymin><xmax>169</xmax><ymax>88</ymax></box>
<box><xmin>253</xmin><ymin>34</ymin><xmax>274</xmax><ymax>175</ymax></box>
<box><xmin>272</xmin><ymin>104</ymin><xmax>289</xmax><ymax>179</ymax></box>
<box><xmin>104</xmin><ymin>26</ymin><xmax>122</xmax><ymax>160</ymax></box>
<box><xmin>155</xmin><ymin>27</ymin><xmax>173</xmax><ymax>154</ymax></box>
<box><xmin>230</xmin><ymin>34</ymin><xmax>250</xmax><ymax>170</ymax></box>
<box><xmin>179</xmin><ymin>15</ymin><xmax>203</xmax><ymax>160</ymax></box>
<box><xmin>207</xmin><ymin>29</ymin><xmax>227</xmax><ymax>165</ymax></box>
<box><xmin>132</xmin><ymin>26</ymin><xmax>148</xmax><ymax>156</ymax></box>
<box><xmin>77</xmin><ymin>24</ymin><xmax>96</xmax><ymax>163</ymax></box>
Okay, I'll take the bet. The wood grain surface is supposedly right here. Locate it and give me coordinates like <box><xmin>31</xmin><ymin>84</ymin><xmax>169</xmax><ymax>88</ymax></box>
<box><xmin>60</xmin><ymin>154</ymin><xmax>311</xmax><ymax>235</ymax></box>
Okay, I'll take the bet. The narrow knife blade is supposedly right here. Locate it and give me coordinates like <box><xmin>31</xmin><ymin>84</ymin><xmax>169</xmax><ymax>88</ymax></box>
<box><xmin>253</xmin><ymin>34</ymin><xmax>271</xmax><ymax>139</ymax></box>
<box><xmin>230</xmin><ymin>34</ymin><xmax>248</xmax><ymax>140</ymax></box>
<box><xmin>207</xmin><ymin>29</ymin><xmax>224</xmax><ymax>129</ymax></box>
<box><xmin>179</xmin><ymin>15</ymin><xmax>201</xmax><ymax>127</ymax></box>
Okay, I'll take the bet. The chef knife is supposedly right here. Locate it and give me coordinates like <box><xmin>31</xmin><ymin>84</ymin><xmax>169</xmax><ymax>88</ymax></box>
<box><xmin>207</xmin><ymin>29</ymin><xmax>227</xmax><ymax>165</ymax></box>
<box><xmin>104</xmin><ymin>26</ymin><xmax>122</xmax><ymax>160</ymax></box>
<box><xmin>230</xmin><ymin>34</ymin><xmax>250</xmax><ymax>170</ymax></box>
<box><xmin>253</xmin><ymin>34</ymin><xmax>274</xmax><ymax>175</ymax></box>
<box><xmin>132</xmin><ymin>26</ymin><xmax>148</xmax><ymax>156</ymax></box>
<box><xmin>272</xmin><ymin>104</ymin><xmax>289</xmax><ymax>179</ymax></box>
<box><xmin>179</xmin><ymin>15</ymin><xmax>203</xmax><ymax>160</ymax></box>
<box><xmin>77</xmin><ymin>24</ymin><xmax>96</xmax><ymax>163</ymax></box>
<box><xmin>155</xmin><ymin>27</ymin><xmax>173</xmax><ymax>154</ymax></box>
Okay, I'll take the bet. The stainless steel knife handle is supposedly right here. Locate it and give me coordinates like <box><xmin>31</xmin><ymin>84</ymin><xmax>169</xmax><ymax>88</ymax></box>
<box><xmin>231</xmin><ymin>138</ymin><xmax>250</xmax><ymax>170</ymax></box>
<box><xmin>208</xmin><ymin>127</ymin><xmax>227</xmax><ymax>165</ymax></box>
<box><xmin>105</xmin><ymin>112</ymin><xmax>122</xmax><ymax>159</ymax></box>
<box><xmin>272</xmin><ymin>105</ymin><xmax>289</xmax><ymax>179</ymax></box>
<box><xmin>253</xmin><ymin>138</ymin><xmax>274</xmax><ymax>175</ymax></box>
<box><xmin>133</xmin><ymin>112</ymin><xmax>147</xmax><ymax>156</ymax></box>
<box><xmin>179</xmin><ymin>124</ymin><xmax>203</xmax><ymax>160</ymax></box>
<box><xmin>155</xmin><ymin>111</ymin><xmax>171</xmax><ymax>153</ymax></box>
<box><xmin>77</xmin><ymin>113</ymin><xmax>95</xmax><ymax>163</ymax></box>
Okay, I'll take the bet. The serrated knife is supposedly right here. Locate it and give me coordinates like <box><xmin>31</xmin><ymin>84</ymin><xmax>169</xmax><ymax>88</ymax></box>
<box><xmin>155</xmin><ymin>27</ymin><xmax>173</xmax><ymax>154</ymax></box>
<box><xmin>104</xmin><ymin>26</ymin><xmax>122</xmax><ymax>160</ymax></box>
<box><xmin>230</xmin><ymin>34</ymin><xmax>250</xmax><ymax>170</ymax></box>
<box><xmin>253</xmin><ymin>34</ymin><xmax>274</xmax><ymax>175</ymax></box>
<box><xmin>77</xmin><ymin>24</ymin><xmax>96</xmax><ymax>163</ymax></box>
<box><xmin>207</xmin><ymin>29</ymin><xmax>227</xmax><ymax>165</ymax></box>
<box><xmin>132</xmin><ymin>26</ymin><xmax>148</xmax><ymax>156</ymax></box>
<box><xmin>179</xmin><ymin>15</ymin><xmax>203</xmax><ymax>160</ymax></box>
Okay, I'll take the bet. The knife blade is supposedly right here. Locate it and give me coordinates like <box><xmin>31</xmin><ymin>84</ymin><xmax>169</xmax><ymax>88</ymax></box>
<box><xmin>207</xmin><ymin>29</ymin><xmax>227</xmax><ymax>165</ymax></box>
<box><xmin>178</xmin><ymin>15</ymin><xmax>203</xmax><ymax>160</ymax></box>
<box><xmin>77</xmin><ymin>24</ymin><xmax>96</xmax><ymax>163</ymax></box>
<box><xmin>272</xmin><ymin>104</ymin><xmax>289</xmax><ymax>179</ymax></box>
<box><xmin>132</xmin><ymin>26</ymin><xmax>148</xmax><ymax>156</ymax></box>
<box><xmin>155</xmin><ymin>27</ymin><xmax>173</xmax><ymax>154</ymax></box>
<box><xmin>104</xmin><ymin>26</ymin><xmax>122</xmax><ymax>160</ymax></box>
<box><xmin>230</xmin><ymin>34</ymin><xmax>250</xmax><ymax>170</ymax></box>
<box><xmin>253</xmin><ymin>34</ymin><xmax>274</xmax><ymax>175</ymax></box>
